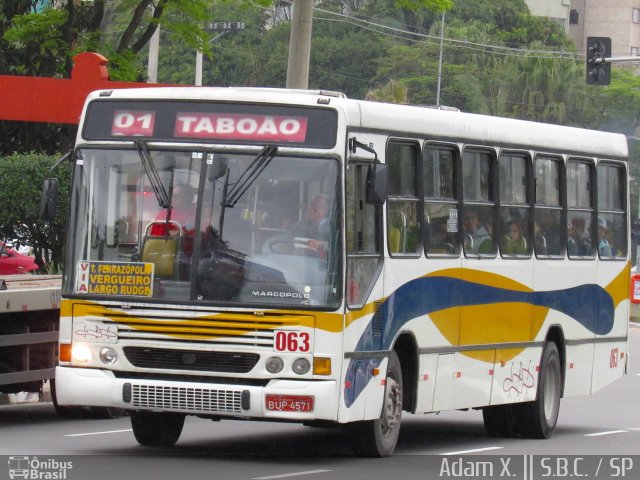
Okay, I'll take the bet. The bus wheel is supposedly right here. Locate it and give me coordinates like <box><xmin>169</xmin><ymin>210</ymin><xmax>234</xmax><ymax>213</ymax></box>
<box><xmin>517</xmin><ymin>341</ymin><xmax>562</xmax><ymax>438</ymax></box>
<box><xmin>349</xmin><ymin>351</ymin><xmax>402</xmax><ymax>457</ymax></box>
<box><xmin>482</xmin><ymin>404</ymin><xmax>518</xmax><ymax>438</ymax></box>
<box><xmin>130</xmin><ymin>411</ymin><xmax>185</xmax><ymax>447</ymax></box>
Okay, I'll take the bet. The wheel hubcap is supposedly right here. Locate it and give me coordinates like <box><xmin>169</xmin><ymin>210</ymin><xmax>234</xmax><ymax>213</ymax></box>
<box><xmin>381</xmin><ymin>376</ymin><xmax>402</xmax><ymax>436</ymax></box>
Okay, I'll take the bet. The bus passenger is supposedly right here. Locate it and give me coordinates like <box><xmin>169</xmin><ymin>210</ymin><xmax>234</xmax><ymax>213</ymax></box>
<box><xmin>536</xmin><ymin>209</ymin><xmax>562</xmax><ymax>255</ymax></box>
<box><xmin>501</xmin><ymin>221</ymin><xmax>527</xmax><ymax>255</ymax></box>
<box><xmin>598</xmin><ymin>217</ymin><xmax>613</xmax><ymax>257</ymax></box>
<box><xmin>463</xmin><ymin>208</ymin><xmax>492</xmax><ymax>254</ymax></box>
<box><xmin>567</xmin><ymin>220</ymin><xmax>587</xmax><ymax>256</ymax></box>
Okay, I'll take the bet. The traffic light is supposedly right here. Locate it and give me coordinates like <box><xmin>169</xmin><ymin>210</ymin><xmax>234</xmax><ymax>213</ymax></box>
<box><xmin>586</xmin><ymin>37</ymin><xmax>611</xmax><ymax>85</ymax></box>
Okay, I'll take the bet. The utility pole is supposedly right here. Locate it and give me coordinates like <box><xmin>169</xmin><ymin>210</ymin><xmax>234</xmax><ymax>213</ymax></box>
<box><xmin>147</xmin><ymin>25</ymin><xmax>160</xmax><ymax>83</ymax></box>
<box><xmin>286</xmin><ymin>0</ymin><xmax>313</xmax><ymax>89</ymax></box>
<box><xmin>436</xmin><ymin>12</ymin><xmax>445</xmax><ymax>106</ymax></box>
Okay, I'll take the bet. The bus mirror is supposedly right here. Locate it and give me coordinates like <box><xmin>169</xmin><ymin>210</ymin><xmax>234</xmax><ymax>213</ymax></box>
<box><xmin>366</xmin><ymin>163</ymin><xmax>388</xmax><ymax>205</ymax></box>
<box><xmin>39</xmin><ymin>178</ymin><xmax>59</xmax><ymax>222</ymax></box>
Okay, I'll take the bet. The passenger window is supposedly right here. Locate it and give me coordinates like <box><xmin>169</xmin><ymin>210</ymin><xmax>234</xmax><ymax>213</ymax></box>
<box><xmin>387</xmin><ymin>141</ymin><xmax>421</xmax><ymax>255</ymax></box>
<box><xmin>462</xmin><ymin>149</ymin><xmax>496</xmax><ymax>256</ymax></box>
<box><xmin>535</xmin><ymin>156</ymin><xmax>564</xmax><ymax>257</ymax></box>
<box><xmin>567</xmin><ymin>159</ymin><xmax>595</xmax><ymax>258</ymax></box>
<box><xmin>423</xmin><ymin>144</ymin><xmax>460</xmax><ymax>256</ymax></box>
<box><xmin>597</xmin><ymin>163</ymin><xmax>627</xmax><ymax>259</ymax></box>
<box><xmin>499</xmin><ymin>152</ymin><xmax>531</xmax><ymax>257</ymax></box>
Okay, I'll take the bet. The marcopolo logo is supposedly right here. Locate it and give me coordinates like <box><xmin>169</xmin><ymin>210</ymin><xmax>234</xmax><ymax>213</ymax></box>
<box><xmin>8</xmin><ymin>456</ymin><xmax>73</xmax><ymax>480</ymax></box>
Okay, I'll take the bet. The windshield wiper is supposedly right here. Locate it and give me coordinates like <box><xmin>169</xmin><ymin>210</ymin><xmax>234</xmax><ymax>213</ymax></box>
<box><xmin>222</xmin><ymin>145</ymin><xmax>278</xmax><ymax>208</ymax></box>
<box><xmin>134</xmin><ymin>140</ymin><xmax>170</xmax><ymax>209</ymax></box>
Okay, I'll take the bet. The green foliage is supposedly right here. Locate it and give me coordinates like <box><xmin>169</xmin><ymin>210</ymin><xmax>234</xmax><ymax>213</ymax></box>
<box><xmin>395</xmin><ymin>0</ymin><xmax>452</xmax><ymax>13</ymax></box>
<box><xmin>2</xmin><ymin>5</ymin><xmax>69</xmax><ymax>76</ymax></box>
<box><xmin>0</xmin><ymin>153</ymin><xmax>72</xmax><ymax>272</ymax></box>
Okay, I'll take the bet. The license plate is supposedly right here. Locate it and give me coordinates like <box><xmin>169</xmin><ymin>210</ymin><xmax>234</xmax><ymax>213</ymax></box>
<box><xmin>265</xmin><ymin>394</ymin><xmax>314</xmax><ymax>412</ymax></box>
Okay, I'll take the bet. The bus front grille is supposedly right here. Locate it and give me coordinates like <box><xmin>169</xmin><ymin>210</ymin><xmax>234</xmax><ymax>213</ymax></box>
<box><xmin>78</xmin><ymin>306</ymin><xmax>315</xmax><ymax>349</ymax></box>
<box><xmin>132</xmin><ymin>384</ymin><xmax>242</xmax><ymax>413</ymax></box>
<box><xmin>124</xmin><ymin>346</ymin><xmax>259</xmax><ymax>373</ymax></box>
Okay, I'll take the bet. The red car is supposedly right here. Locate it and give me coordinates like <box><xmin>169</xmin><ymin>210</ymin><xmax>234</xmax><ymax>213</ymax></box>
<box><xmin>0</xmin><ymin>242</ymin><xmax>39</xmax><ymax>275</ymax></box>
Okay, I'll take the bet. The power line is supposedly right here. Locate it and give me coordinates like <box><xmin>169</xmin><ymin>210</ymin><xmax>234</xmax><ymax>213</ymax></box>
<box><xmin>274</xmin><ymin>1</ymin><xmax>582</xmax><ymax>61</ymax></box>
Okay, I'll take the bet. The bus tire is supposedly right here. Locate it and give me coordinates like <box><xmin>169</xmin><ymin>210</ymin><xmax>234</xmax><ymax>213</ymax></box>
<box><xmin>482</xmin><ymin>404</ymin><xmax>518</xmax><ymax>438</ymax></box>
<box><xmin>516</xmin><ymin>341</ymin><xmax>562</xmax><ymax>439</ymax></box>
<box><xmin>130</xmin><ymin>411</ymin><xmax>185</xmax><ymax>447</ymax></box>
<box><xmin>349</xmin><ymin>351</ymin><xmax>402</xmax><ymax>457</ymax></box>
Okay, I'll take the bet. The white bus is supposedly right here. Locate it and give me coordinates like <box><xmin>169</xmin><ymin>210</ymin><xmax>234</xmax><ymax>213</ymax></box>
<box><xmin>51</xmin><ymin>87</ymin><xmax>630</xmax><ymax>456</ymax></box>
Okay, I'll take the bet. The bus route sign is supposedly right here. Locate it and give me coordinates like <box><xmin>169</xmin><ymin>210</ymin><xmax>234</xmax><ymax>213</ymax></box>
<box><xmin>75</xmin><ymin>261</ymin><xmax>154</xmax><ymax>297</ymax></box>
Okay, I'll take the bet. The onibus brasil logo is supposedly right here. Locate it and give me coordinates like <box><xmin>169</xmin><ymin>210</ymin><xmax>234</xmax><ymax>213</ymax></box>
<box><xmin>8</xmin><ymin>456</ymin><xmax>72</xmax><ymax>480</ymax></box>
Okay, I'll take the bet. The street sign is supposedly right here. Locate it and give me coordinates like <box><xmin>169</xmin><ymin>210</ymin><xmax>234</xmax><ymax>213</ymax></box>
<box><xmin>207</xmin><ymin>22</ymin><xmax>245</xmax><ymax>32</ymax></box>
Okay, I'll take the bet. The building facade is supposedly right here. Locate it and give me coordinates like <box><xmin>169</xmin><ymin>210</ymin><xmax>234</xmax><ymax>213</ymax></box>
<box><xmin>569</xmin><ymin>0</ymin><xmax>640</xmax><ymax>56</ymax></box>
<box><xmin>525</xmin><ymin>0</ymin><xmax>571</xmax><ymax>31</ymax></box>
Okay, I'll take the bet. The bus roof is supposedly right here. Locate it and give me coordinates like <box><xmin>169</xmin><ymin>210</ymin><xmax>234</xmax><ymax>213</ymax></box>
<box><xmin>85</xmin><ymin>87</ymin><xmax>629</xmax><ymax>160</ymax></box>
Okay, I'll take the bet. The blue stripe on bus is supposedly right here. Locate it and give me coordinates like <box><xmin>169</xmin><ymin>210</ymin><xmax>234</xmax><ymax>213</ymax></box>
<box><xmin>344</xmin><ymin>274</ymin><xmax>614</xmax><ymax>407</ymax></box>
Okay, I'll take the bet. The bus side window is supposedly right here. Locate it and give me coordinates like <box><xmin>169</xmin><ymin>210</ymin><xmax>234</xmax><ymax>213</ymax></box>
<box><xmin>567</xmin><ymin>159</ymin><xmax>595</xmax><ymax>258</ymax></box>
<box><xmin>387</xmin><ymin>141</ymin><xmax>421</xmax><ymax>256</ymax></box>
<box><xmin>535</xmin><ymin>156</ymin><xmax>564</xmax><ymax>257</ymax></box>
<box><xmin>462</xmin><ymin>148</ymin><xmax>497</xmax><ymax>256</ymax></box>
<box><xmin>499</xmin><ymin>152</ymin><xmax>532</xmax><ymax>257</ymax></box>
<box><xmin>424</xmin><ymin>144</ymin><xmax>460</xmax><ymax>256</ymax></box>
<box><xmin>597</xmin><ymin>162</ymin><xmax>627</xmax><ymax>259</ymax></box>
<box><xmin>347</xmin><ymin>163</ymin><xmax>382</xmax><ymax>308</ymax></box>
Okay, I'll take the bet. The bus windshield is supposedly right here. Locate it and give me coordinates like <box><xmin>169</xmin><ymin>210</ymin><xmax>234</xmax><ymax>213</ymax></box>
<box><xmin>65</xmin><ymin>147</ymin><xmax>342</xmax><ymax>309</ymax></box>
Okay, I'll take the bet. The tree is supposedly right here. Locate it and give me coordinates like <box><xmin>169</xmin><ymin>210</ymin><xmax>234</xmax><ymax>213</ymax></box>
<box><xmin>366</xmin><ymin>78</ymin><xmax>408</xmax><ymax>103</ymax></box>
<box><xmin>0</xmin><ymin>153</ymin><xmax>72</xmax><ymax>272</ymax></box>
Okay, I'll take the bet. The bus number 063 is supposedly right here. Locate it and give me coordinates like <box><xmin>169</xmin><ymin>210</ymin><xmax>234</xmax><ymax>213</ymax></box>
<box><xmin>274</xmin><ymin>331</ymin><xmax>311</xmax><ymax>353</ymax></box>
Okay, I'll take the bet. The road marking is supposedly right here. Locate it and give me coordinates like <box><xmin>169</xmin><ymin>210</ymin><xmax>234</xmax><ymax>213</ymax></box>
<box><xmin>252</xmin><ymin>470</ymin><xmax>332</xmax><ymax>480</ymax></box>
<box><xmin>440</xmin><ymin>446</ymin><xmax>503</xmax><ymax>455</ymax></box>
<box><xmin>64</xmin><ymin>429</ymin><xmax>133</xmax><ymax>437</ymax></box>
<box><xmin>584</xmin><ymin>430</ymin><xmax>629</xmax><ymax>437</ymax></box>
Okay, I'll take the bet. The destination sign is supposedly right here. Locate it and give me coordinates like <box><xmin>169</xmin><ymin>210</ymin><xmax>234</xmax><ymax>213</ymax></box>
<box><xmin>174</xmin><ymin>113</ymin><xmax>308</xmax><ymax>142</ymax></box>
<box><xmin>112</xmin><ymin>110</ymin><xmax>156</xmax><ymax>136</ymax></box>
<box><xmin>84</xmin><ymin>100</ymin><xmax>337</xmax><ymax>148</ymax></box>
<box><xmin>75</xmin><ymin>261</ymin><xmax>154</xmax><ymax>297</ymax></box>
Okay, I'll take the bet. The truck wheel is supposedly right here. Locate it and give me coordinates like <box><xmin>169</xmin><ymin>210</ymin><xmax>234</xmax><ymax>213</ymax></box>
<box><xmin>130</xmin><ymin>411</ymin><xmax>185</xmax><ymax>447</ymax></box>
<box><xmin>516</xmin><ymin>341</ymin><xmax>562</xmax><ymax>438</ymax></box>
<box><xmin>349</xmin><ymin>351</ymin><xmax>403</xmax><ymax>457</ymax></box>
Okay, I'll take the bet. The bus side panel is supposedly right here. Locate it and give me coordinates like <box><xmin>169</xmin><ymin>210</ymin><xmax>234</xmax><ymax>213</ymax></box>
<box><xmin>432</xmin><ymin>350</ymin><xmax>494</xmax><ymax>411</ymax></box>
<box><xmin>563</xmin><ymin>343</ymin><xmax>596</xmax><ymax>397</ymax></box>
<box><xmin>415</xmin><ymin>353</ymin><xmax>438</xmax><ymax>413</ymax></box>
<box><xmin>559</xmin><ymin>256</ymin><xmax>597</xmax><ymax>397</ymax></box>
<box><xmin>591</xmin><ymin>262</ymin><xmax>629</xmax><ymax>393</ymax></box>
<box><xmin>490</xmin><ymin>346</ymin><xmax>541</xmax><ymax>405</ymax></box>
<box><xmin>339</xmin><ymin>275</ymin><xmax>386</xmax><ymax>424</ymax></box>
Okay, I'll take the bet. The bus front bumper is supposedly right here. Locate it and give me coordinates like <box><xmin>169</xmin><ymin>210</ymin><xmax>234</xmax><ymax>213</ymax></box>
<box><xmin>55</xmin><ymin>366</ymin><xmax>338</xmax><ymax>421</ymax></box>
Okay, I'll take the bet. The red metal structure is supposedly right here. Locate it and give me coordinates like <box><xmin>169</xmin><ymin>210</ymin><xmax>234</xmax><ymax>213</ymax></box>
<box><xmin>0</xmin><ymin>52</ymin><xmax>167</xmax><ymax>125</ymax></box>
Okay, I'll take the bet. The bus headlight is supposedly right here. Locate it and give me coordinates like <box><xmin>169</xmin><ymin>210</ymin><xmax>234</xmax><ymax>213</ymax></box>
<box><xmin>99</xmin><ymin>347</ymin><xmax>117</xmax><ymax>365</ymax></box>
<box><xmin>266</xmin><ymin>356</ymin><xmax>284</xmax><ymax>374</ymax></box>
<box><xmin>292</xmin><ymin>358</ymin><xmax>310</xmax><ymax>375</ymax></box>
<box><xmin>71</xmin><ymin>344</ymin><xmax>92</xmax><ymax>364</ymax></box>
